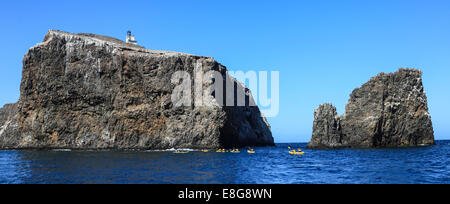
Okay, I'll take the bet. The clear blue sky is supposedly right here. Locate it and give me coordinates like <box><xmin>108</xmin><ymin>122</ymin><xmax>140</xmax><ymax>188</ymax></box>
<box><xmin>1</xmin><ymin>0</ymin><xmax>449</xmax><ymax>142</ymax></box>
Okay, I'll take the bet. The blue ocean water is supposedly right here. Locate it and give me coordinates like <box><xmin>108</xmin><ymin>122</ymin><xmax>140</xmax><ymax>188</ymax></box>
<box><xmin>0</xmin><ymin>141</ymin><xmax>449</xmax><ymax>184</ymax></box>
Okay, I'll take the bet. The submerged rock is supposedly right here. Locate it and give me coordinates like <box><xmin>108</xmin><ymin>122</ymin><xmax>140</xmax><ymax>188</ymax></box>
<box><xmin>0</xmin><ymin>30</ymin><xmax>273</xmax><ymax>150</ymax></box>
<box><xmin>308</xmin><ymin>68</ymin><xmax>435</xmax><ymax>149</ymax></box>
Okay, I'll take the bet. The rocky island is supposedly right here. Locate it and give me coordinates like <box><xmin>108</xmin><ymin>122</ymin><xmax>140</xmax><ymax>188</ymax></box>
<box><xmin>308</xmin><ymin>68</ymin><xmax>435</xmax><ymax>149</ymax></box>
<box><xmin>0</xmin><ymin>30</ymin><xmax>274</xmax><ymax>150</ymax></box>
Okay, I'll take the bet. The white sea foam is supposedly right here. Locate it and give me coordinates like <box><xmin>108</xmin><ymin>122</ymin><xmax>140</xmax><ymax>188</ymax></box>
<box><xmin>52</xmin><ymin>149</ymin><xmax>72</xmax><ymax>152</ymax></box>
<box><xmin>145</xmin><ymin>148</ymin><xmax>196</xmax><ymax>152</ymax></box>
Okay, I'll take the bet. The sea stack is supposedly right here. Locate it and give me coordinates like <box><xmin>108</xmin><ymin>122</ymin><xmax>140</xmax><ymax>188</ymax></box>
<box><xmin>308</xmin><ymin>68</ymin><xmax>435</xmax><ymax>149</ymax></box>
<box><xmin>0</xmin><ymin>30</ymin><xmax>274</xmax><ymax>150</ymax></box>
<box><xmin>0</xmin><ymin>103</ymin><xmax>19</xmax><ymax>147</ymax></box>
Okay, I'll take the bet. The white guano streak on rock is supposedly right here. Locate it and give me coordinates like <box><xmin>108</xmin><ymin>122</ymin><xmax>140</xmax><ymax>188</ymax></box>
<box><xmin>0</xmin><ymin>120</ymin><xmax>11</xmax><ymax>137</ymax></box>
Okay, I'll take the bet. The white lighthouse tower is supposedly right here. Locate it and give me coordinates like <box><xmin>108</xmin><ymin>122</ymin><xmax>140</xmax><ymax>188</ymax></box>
<box><xmin>126</xmin><ymin>31</ymin><xmax>138</xmax><ymax>45</ymax></box>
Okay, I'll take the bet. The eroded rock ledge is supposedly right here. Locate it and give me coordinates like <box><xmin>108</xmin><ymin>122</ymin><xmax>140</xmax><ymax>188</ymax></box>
<box><xmin>0</xmin><ymin>30</ymin><xmax>274</xmax><ymax>150</ymax></box>
<box><xmin>308</xmin><ymin>68</ymin><xmax>435</xmax><ymax>149</ymax></box>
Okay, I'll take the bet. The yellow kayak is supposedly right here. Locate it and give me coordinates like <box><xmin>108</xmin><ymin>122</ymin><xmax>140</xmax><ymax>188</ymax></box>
<box><xmin>289</xmin><ymin>151</ymin><xmax>305</xmax><ymax>155</ymax></box>
<box><xmin>247</xmin><ymin>149</ymin><xmax>255</xmax><ymax>154</ymax></box>
<box><xmin>230</xmin><ymin>149</ymin><xmax>240</xmax><ymax>153</ymax></box>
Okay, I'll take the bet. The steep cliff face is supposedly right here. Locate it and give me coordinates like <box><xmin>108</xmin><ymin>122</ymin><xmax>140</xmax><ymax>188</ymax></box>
<box><xmin>1</xmin><ymin>30</ymin><xmax>273</xmax><ymax>149</ymax></box>
<box><xmin>308</xmin><ymin>68</ymin><xmax>434</xmax><ymax>149</ymax></box>
<box><xmin>309</xmin><ymin>104</ymin><xmax>342</xmax><ymax>148</ymax></box>
<box><xmin>0</xmin><ymin>103</ymin><xmax>19</xmax><ymax>148</ymax></box>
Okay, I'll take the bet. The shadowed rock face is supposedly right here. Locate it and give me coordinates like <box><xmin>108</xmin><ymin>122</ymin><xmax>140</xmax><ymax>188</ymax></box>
<box><xmin>0</xmin><ymin>30</ymin><xmax>273</xmax><ymax>150</ymax></box>
<box><xmin>309</xmin><ymin>104</ymin><xmax>343</xmax><ymax>149</ymax></box>
<box><xmin>308</xmin><ymin>68</ymin><xmax>434</xmax><ymax>149</ymax></box>
<box><xmin>0</xmin><ymin>103</ymin><xmax>19</xmax><ymax>148</ymax></box>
